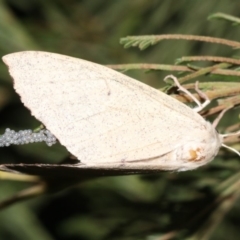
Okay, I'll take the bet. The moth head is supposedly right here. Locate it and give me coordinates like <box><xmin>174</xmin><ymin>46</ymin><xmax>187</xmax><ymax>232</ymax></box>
<box><xmin>176</xmin><ymin>122</ymin><xmax>222</xmax><ymax>171</ymax></box>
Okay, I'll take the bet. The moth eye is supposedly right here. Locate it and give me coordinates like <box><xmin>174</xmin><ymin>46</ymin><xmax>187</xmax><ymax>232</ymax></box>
<box><xmin>188</xmin><ymin>148</ymin><xmax>204</xmax><ymax>162</ymax></box>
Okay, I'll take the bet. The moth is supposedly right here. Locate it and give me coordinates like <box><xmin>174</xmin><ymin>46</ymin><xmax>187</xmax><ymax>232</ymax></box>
<box><xmin>0</xmin><ymin>51</ymin><xmax>239</xmax><ymax>178</ymax></box>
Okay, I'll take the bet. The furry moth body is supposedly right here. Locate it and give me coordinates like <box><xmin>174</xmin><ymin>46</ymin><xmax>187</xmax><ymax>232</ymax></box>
<box><xmin>2</xmin><ymin>51</ymin><xmax>223</xmax><ymax>171</ymax></box>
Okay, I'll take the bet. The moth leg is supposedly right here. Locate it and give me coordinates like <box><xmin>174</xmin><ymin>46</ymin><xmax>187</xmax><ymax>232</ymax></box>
<box><xmin>221</xmin><ymin>124</ymin><xmax>240</xmax><ymax>157</ymax></box>
<box><xmin>213</xmin><ymin>106</ymin><xmax>240</xmax><ymax>157</ymax></box>
<box><xmin>194</xmin><ymin>81</ymin><xmax>210</xmax><ymax>112</ymax></box>
<box><xmin>164</xmin><ymin>75</ymin><xmax>210</xmax><ymax>112</ymax></box>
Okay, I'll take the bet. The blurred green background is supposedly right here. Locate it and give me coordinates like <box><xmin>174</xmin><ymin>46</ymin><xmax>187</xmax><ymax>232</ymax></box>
<box><xmin>0</xmin><ymin>1</ymin><xmax>240</xmax><ymax>240</ymax></box>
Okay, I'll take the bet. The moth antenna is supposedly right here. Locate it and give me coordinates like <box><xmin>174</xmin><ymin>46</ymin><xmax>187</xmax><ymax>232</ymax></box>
<box><xmin>213</xmin><ymin>107</ymin><xmax>233</xmax><ymax>128</ymax></box>
<box><xmin>221</xmin><ymin>143</ymin><xmax>240</xmax><ymax>157</ymax></box>
<box><xmin>164</xmin><ymin>75</ymin><xmax>210</xmax><ymax>112</ymax></box>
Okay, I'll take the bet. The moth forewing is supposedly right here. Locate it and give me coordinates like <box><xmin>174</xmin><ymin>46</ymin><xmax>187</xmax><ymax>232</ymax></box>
<box><xmin>2</xmin><ymin>51</ymin><xmax>224</xmax><ymax>171</ymax></box>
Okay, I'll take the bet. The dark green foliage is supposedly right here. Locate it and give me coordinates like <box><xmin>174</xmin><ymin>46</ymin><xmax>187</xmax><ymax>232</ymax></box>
<box><xmin>0</xmin><ymin>1</ymin><xmax>240</xmax><ymax>239</ymax></box>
